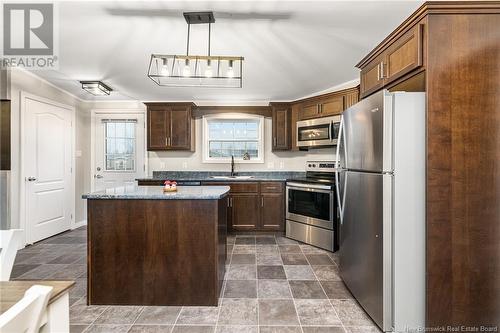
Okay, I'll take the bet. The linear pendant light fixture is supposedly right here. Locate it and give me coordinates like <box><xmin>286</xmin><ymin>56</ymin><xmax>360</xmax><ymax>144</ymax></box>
<box><xmin>147</xmin><ymin>11</ymin><xmax>244</xmax><ymax>88</ymax></box>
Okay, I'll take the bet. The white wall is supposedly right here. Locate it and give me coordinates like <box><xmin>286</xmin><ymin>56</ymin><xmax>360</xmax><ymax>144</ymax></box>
<box><xmin>148</xmin><ymin>117</ymin><xmax>334</xmax><ymax>173</ymax></box>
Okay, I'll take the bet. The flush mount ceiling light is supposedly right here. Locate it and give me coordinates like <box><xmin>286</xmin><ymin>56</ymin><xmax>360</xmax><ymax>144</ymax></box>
<box><xmin>80</xmin><ymin>81</ymin><xmax>113</xmax><ymax>96</ymax></box>
<box><xmin>147</xmin><ymin>11</ymin><xmax>244</xmax><ymax>88</ymax></box>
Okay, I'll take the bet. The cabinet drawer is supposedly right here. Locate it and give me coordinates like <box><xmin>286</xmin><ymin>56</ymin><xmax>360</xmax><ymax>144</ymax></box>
<box><xmin>260</xmin><ymin>182</ymin><xmax>284</xmax><ymax>193</ymax></box>
<box><xmin>384</xmin><ymin>22</ymin><xmax>424</xmax><ymax>85</ymax></box>
<box><xmin>230</xmin><ymin>182</ymin><xmax>259</xmax><ymax>193</ymax></box>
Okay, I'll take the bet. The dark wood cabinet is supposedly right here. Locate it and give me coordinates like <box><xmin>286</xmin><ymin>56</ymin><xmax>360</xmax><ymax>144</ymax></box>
<box><xmin>270</xmin><ymin>103</ymin><xmax>291</xmax><ymax>151</ymax></box>
<box><xmin>299</xmin><ymin>102</ymin><xmax>320</xmax><ymax>120</ymax></box>
<box><xmin>358</xmin><ymin>20</ymin><xmax>426</xmax><ymax>98</ymax></box>
<box><xmin>1</xmin><ymin>100</ymin><xmax>11</xmax><ymax>170</ymax></box>
<box><xmin>145</xmin><ymin>103</ymin><xmax>195</xmax><ymax>151</ymax></box>
<box><xmin>201</xmin><ymin>181</ymin><xmax>285</xmax><ymax>232</ymax></box>
<box><xmin>384</xmin><ymin>22</ymin><xmax>424</xmax><ymax>85</ymax></box>
<box><xmin>360</xmin><ymin>54</ymin><xmax>385</xmax><ymax>99</ymax></box>
<box><xmin>260</xmin><ymin>193</ymin><xmax>284</xmax><ymax>230</ymax></box>
<box><xmin>230</xmin><ymin>194</ymin><xmax>260</xmax><ymax>231</ymax></box>
<box><xmin>320</xmin><ymin>96</ymin><xmax>344</xmax><ymax>116</ymax></box>
<box><xmin>169</xmin><ymin>106</ymin><xmax>193</xmax><ymax>150</ymax></box>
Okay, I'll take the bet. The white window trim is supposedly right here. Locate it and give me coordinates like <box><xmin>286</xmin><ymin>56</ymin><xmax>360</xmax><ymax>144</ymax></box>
<box><xmin>202</xmin><ymin>113</ymin><xmax>265</xmax><ymax>164</ymax></box>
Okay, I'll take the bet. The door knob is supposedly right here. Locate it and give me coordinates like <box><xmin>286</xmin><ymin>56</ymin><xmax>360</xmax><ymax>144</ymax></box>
<box><xmin>27</xmin><ymin>177</ymin><xmax>37</xmax><ymax>181</ymax></box>
<box><xmin>94</xmin><ymin>174</ymin><xmax>104</xmax><ymax>179</ymax></box>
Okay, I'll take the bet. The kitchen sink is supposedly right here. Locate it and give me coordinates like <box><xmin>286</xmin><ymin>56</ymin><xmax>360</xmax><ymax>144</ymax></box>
<box><xmin>209</xmin><ymin>175</ymin><xmax>254</xmax><ymax>180</ymax></box>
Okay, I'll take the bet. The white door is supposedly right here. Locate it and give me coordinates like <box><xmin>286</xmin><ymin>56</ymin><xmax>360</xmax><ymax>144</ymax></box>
<box><xmin>93</xmin><ymin>113</ymin><xmax>145</xmax><ymax>191</ymax></box>
<box><xmin>24</xmin><ymin>97</ymin><xmax>74</xmax><ymax>244</ymax></box>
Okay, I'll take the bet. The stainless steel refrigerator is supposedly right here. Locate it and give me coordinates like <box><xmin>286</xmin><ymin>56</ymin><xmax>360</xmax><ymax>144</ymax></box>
<box><xmin>335</xmin><ymin>90</ymin><xmax>425</xmax><ymax>332</ymax></box>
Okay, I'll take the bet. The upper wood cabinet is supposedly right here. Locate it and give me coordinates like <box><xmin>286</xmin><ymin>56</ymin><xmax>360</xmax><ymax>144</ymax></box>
<box><xmin>298</xmin><ymin>95</ymin><xmax>345</xmax><ymax>121</ymax></box>
<box><xmin>145</xmin><ymin>103</ymin><xmax>195</xmax><ymax>151</ymax></box>
<box><xmin>360</xmin><ymin>54</ymin><xmax>385</xmax><ymax>98</ymax></box>
<box><xmin>320</xmin><ymin>96</ymin><xmax>344</xmax><ymax>116</ymax></box>
<box><xmin>270</xmin><ymin>103</ymin><xmax>291</xmax><ymax>151</ymax></box>
<box><xmin>300</xmin><ymin>102</ymin><xmax>321</xmax><ymax>120</ymax></box>
<box><xmin>357</xmin><ymin>19</ymin><xmax>426</xmax><ymax>98</ymax></box>
<box><xmin>384</xmin><ymin>23</ymin><xmax>424</xmax><ymax>84</ymax></box>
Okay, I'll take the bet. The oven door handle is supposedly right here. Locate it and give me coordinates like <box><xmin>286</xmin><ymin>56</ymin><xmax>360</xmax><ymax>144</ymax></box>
<box><xmin>286</xmin><ymin>183</ymin><xmax>332</xmax><ymax>192</ymax></box>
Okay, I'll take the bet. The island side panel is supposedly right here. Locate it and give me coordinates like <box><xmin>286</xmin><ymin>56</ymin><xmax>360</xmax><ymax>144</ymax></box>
<box><xmin>218</xmin><ymin>196</ymin><xmax>228</xmax><ymax>295</ymax></box>
<box><xmin>87</xmin><ymin>198</ymin><xmax>224</xmax><ymax>306</ymax></box>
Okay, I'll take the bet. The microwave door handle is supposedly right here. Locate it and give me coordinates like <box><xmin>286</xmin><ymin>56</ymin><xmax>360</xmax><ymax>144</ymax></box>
<box><xmin>329</xmin><ymin>121</ymin><xmax>333</xmax><ymax>141</ymax></box>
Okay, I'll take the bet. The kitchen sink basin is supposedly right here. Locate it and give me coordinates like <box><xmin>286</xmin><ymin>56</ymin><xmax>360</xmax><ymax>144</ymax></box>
<box><xmin>209</xmin><ymin>175</ymin><xmax>254</xmax><ymax>180</ymax></box>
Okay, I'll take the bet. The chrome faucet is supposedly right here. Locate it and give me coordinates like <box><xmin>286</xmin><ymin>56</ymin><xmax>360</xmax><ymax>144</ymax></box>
<box><xmin>231</xmin><ymin>156</ymin><xmax>235</xmax><ymax>176</ymax></box>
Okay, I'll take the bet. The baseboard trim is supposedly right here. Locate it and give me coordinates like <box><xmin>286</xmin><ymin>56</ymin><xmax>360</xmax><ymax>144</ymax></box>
<box><xmin>72</xmin><ymin>220</ymin><xmax>87</xmax><ymax>229</ymax></box>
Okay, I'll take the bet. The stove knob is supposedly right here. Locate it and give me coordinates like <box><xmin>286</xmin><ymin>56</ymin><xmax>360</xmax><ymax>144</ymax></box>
<box><xmin>312</xmin><ymin>164</ymin><xmax>316</xmax><ymax>167</ymax></box>
<box><xmin>308</xmin><ymin>164</ymin><xmax>312</xmax><ymax>167</ymax></box>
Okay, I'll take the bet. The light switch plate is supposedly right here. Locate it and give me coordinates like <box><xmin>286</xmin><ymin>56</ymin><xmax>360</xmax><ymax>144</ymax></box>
<box><xmin>182</xmin><ymin>162</ymin><xmax>188</xmax><ymax>169</ymax></box>
<box><xmin>160</xmin><ymin>162</ymin><xmax>166</xmax><ymax>169</ymax></box>
<box><xmin>267</xmin><ymin>162</ymin><xmax>275</xmax><ymax>169</ymax></box>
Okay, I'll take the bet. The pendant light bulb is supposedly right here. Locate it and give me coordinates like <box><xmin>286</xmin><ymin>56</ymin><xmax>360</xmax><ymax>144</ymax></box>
<box><xmin>183</xmin><ymin>59</ymin><xmax>191</xmax><ymax>77</ymax></box>
<box><xmin>205</xmin><ymin>59</ymin><xmax>213</xmax><ymax>78</ymax></box>
<box><xmin>160</xmin><ymin>58</ymin><xmax>169</xmax><ymax>76</ymax></box>
<box><xmin>227</xmin><ymin>60</ymin><xmax>234</xmax><ymax>78</ymax></box>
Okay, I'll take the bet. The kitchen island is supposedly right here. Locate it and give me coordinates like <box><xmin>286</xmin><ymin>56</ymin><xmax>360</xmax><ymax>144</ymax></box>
<box><xmin>82</xmin><ymin>185</ymin><xmax>230</xmax><ymax>306</ymax></box>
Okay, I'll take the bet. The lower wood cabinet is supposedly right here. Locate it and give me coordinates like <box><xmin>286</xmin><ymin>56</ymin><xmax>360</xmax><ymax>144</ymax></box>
<box><xmin>260</xmin><ymin>193</ymin><xmax>284</xmax><ymax>230</ymax></box>
<box><xmin>231</xmin><ymin>194</ymin><xmax>260</xmax><ymax>231</ymax></box>
<box><xmin>203</xmin><ymin>181</ymin><xmax>285</xmax><ymax>232</ymax></box>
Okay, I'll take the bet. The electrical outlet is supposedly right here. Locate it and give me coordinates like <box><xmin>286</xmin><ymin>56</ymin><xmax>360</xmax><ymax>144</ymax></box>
<box><xmin>160</xmin><ymin>162</ymin><xmax>166</xmax><ymax>169</ymax></box>
<box><xmin>279</xmin><ymin>161</ymin><xmax>284</xmax><ymax>169</ymax></box>
<box><xmin>182</xmin><ymin>162</ymin><xmax>188</xmax><ymax>169</ymax></box>
<box><xmin>267</xmin><ymin>162</ymin><xmax>275</xmax><ymax>169</ymax></box>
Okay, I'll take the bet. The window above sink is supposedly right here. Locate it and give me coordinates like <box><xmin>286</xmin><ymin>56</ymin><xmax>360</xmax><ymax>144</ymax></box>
<box><xmin>202</xmin><ymin>113</ymin><xmax>264</xmax><ymax>164</ymax></box>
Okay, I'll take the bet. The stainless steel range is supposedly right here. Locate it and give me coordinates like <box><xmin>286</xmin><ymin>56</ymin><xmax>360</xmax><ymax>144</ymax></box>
<box><xmin>285</xmin><ymin>161</ymin><xmax>337</xmax><ymax>252</ymax></box>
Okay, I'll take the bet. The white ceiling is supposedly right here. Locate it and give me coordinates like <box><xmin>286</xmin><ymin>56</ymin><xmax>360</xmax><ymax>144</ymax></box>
<box><xmin>33</xmin><ymin>1</ymin><xmax>423</xmax><ymax>102</ymax></box>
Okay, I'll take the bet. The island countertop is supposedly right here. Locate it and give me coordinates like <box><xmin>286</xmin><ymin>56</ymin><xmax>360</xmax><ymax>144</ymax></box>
<box><xmin>82</xmin><ymin>185</ymin><xmax>230</xmax><ymax>200</ymax></box>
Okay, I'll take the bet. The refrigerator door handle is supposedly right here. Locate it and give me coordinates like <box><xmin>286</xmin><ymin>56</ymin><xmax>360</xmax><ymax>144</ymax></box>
<box><xmin>335</xmin><ymin>116</ymin><xmax>345</xmax><ymax>223</ymax></box>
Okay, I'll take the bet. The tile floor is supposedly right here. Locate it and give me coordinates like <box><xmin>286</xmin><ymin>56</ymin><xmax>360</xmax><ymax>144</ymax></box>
<box><xmin>12</xmin><ymin>227</ymin><xmax>381</xmax><ymax>333</ymax></box>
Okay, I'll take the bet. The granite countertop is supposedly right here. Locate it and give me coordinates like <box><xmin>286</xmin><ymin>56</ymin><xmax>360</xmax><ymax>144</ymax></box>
<box><xmin>137</xmin><ymin>171</ymin><xmax>306</xmax><ymax>182</ymax></box>
<box><xmin>82</xmin><ymin>185</ymin><xmax>230</xmax><ymax>200</ymax></box>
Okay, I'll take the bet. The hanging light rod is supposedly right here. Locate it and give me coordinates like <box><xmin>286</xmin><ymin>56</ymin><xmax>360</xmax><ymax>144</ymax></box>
<box><xmin>147</xmin><ymin>11</ymin><xmax>244</xmax><ymax>88</ymax></box>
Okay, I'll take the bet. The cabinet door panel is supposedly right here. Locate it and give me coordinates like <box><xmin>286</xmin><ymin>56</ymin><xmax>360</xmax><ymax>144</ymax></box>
<box><xmin>360</xmin><ymin>56</ymin><xmax>384</xmax><ymax>98</ymax></box>
<box><xmin>169</xmin><ymin>107</ymin><xmax>191</xmax><ymax>150</ymax></box>
<box><xmin>299</xmin><ymin>102</ymin><xmax>320</xmax><ymax>120</ymax></box>
<box><xmin>384</xmin><ymin>23</ymin><xmax>424</xmax><ymax>85</ymax></box>
<box><xmin>321</xmin><ymin>96</ymin><xmax>344</xmax><ymax>116</ymax></box>
<box><xmin>231</xmin><ymin>194</ymin><xmax>260</xmax><ymax>231</ymax></box>
<box><xmin>147</xmin><ymin>109</ymin><xmax>168</xmax><ymax>150</ymax></box>
<box><xmin>260</xmin><ymin>193</ymin><xmax>284</xmax><ymax>231</ymax></box>
<box><xmin>272</xmin><ymin>106</ymin><xmax>291</xmax><ymax>150</ymax></box>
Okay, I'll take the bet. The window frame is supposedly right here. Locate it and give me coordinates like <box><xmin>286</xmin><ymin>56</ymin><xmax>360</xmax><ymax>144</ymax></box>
<box><xmin>202</xmin><ymin>113</ymin><xmax>265</xmax><ymax>164</ymax></box>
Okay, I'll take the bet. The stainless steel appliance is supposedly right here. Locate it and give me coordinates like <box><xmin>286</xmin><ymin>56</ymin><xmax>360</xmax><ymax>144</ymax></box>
<box><xmin>296</xmin><ymin>115</ymin><xmax>340</xmax><ymax>148</ymax></box>
<box><xmin>335</xmin><ymin>90</ymin><xmax>425</xmax><ymax>332</ymax></box>
<box><xmin>286</xmin><ymin>161</ymin><xmax>337</xmax><ymax>251</ymax></box>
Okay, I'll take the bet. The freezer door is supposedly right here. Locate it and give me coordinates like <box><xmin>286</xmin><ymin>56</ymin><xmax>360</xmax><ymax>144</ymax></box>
<box><xmin>339</xmin><ymin>171</ymin><xmax>392</xmax><ymax>331</ymax></box>
<box><xmin>343</xmin><ymin>90</ymin><xmax>393</xmax><ymax>173</ymax></box>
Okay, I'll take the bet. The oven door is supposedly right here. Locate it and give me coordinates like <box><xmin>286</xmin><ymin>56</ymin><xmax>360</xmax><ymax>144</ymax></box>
<box><xmin>286</xmin><ymin>182</ymin><xmax>334</xmax><ymax>229</ymax></box>
<box><xmin>296</xmin><ymin>116</ymin><xmax>340</xmax><ymax>148</ymax></box>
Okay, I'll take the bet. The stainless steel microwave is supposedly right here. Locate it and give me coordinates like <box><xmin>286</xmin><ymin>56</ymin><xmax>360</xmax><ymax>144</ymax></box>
<box><xmin>296</xmin><ymin>115</ymin><xmax>341</xmax><ymax>148</ymax></box>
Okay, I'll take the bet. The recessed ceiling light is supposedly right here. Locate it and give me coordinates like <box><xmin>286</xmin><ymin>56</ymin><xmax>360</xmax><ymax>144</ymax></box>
<box><xmin>80</xmin><ymin>81</ymin><xmax>113</xmax><ymax>96</ymax></box>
